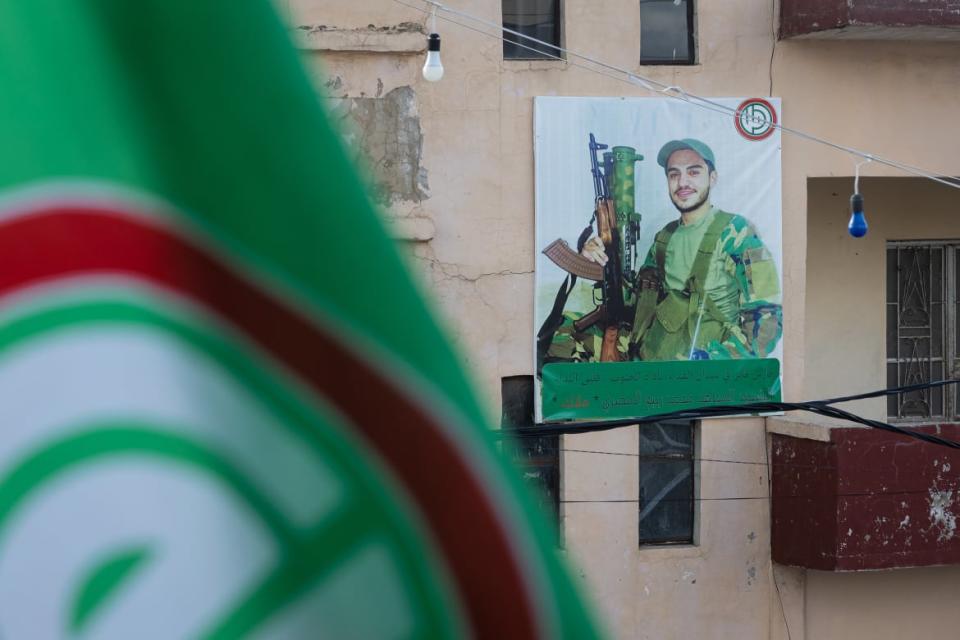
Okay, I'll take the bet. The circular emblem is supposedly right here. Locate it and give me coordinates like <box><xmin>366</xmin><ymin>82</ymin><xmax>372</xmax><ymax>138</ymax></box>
<box><xmin>735</xmin><ymin>98</ymin><xmax>777</xmax><ymax>141</ymax></box>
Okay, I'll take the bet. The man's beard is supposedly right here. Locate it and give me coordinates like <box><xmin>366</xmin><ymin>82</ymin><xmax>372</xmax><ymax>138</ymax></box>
<box><xmin>673</xmin><ymin>185</ymin><xmax>710</xmax><ymax>214</ymax></box>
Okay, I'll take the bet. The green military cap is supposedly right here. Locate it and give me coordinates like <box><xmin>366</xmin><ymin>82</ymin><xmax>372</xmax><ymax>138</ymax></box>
<box><xmin>656</xmin><ymin>138</ymin><xmax>716</xmax><ymax>170</ymax></box>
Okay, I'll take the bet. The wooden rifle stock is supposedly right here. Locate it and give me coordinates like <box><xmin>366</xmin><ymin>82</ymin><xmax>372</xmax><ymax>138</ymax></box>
<box><xmin>595</xmin><ymin>198</ymin><xmax>625</xmax><ymax>362</ymax></box>
<box><xmin>597</xmin><ymin>198</ymin><xmax>615</xmax><ymax>246</ymax></box>
<box><xmin>573</xmin><ymin>305</ymin><xmax>605</xmax><ymax>333</ymax></box>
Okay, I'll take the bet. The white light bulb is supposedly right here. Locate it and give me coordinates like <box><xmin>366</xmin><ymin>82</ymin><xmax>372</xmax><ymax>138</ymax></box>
<box><xmin>422</xmin><ymin>33</ymin><xmax>444</xmax><ymax>82</ymax></box>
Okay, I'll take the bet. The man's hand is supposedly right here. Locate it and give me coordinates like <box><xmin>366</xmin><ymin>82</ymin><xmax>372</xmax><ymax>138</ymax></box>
<box><xmin>580</xmin><ymin>236</ymin><xmax>608</xmax><ymax>266</ymax></box>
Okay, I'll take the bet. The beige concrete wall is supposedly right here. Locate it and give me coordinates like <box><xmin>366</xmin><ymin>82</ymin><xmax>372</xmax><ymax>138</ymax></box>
<box><xmin>806</xmin><ymin>566</ymin><xmax>960</xmax><ymax>640</ymax></box>
<box><xmin>293</xmin><ymin>1</ymin><xmax>960</xmax><ymax>638</ymax></box>
<box><xmin>777</xmin><ymin>40</ymin><xmax>960</xmax><ymax>407</ymax></box>
<box><xmin>295</xmin><ymin>0</ymin><xmax>783</xmax><ymax>412</ymax></box>
<box><xmin>806</xmin><ymin>177</ymin><xmax>960</xmax><ymax>421</ymax></box>
<box><xmin>563</xmin><ymin>418</ymin><xmax>773</xmax><ymax>639</ymax></box>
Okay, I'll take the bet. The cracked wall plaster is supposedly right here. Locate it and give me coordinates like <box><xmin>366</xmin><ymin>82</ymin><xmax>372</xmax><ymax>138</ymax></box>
<box><xmin>328</xmin><ymin>86</ymin><xmax>429</xmax><ymax>209</ymax></box>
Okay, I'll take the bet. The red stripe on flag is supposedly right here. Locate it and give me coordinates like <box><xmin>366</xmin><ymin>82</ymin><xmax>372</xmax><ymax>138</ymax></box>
<box><xmin>0</xmin><ymin>206</ymin><xmax>542</xmax><ymax>639</ymax></box>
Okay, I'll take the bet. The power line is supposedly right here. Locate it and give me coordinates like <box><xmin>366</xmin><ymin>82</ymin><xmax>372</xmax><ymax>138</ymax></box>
<box><xmin>547</xmin><ymin>449</ymin><xmax>960</xmax><ymax>488</ymax></box>
<box><xmin>561</xmin><ymin>486</ymin><xmax>960</xmax><ymax>504</ymax></box>
<box><xmin>498</xmin><ymin>379</ymin><xmax>960</xmax><ymax>451</ymax></box>
<box><xmin>386</xmin><ymin>2</ymin><xmax>960</xmax><ymax>447</ymax></box>
<box><xmin>394</xmin><ymin>0</ymin><xmax>960</xmax><ymax>192</ymax></box>
<box><xmin>765</xmin><ymin>411</ymin><xmax>793</xmax><ymax>640</ymax></box>
<box><xmin>561</xmin><ymin>449</ymin><xmax>767</xmax><ymax>466</ymax></box>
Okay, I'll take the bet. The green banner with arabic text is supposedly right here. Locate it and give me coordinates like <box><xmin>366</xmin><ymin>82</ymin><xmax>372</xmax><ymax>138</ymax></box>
<box><xmin>541</xmin><ymin>359</ymin><xmax>781</xmax><ymax>422</ymax></box>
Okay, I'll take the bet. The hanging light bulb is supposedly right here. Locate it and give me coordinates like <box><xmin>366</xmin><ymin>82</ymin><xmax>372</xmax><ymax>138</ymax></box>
<box><xmin>422</xmin><ymin>33</ymin><xmax>444</xmax><ymax>82</ymax></box>
<box><xmin>848</xmin><ymin>193</ymin><xmax>867</xmax><ymax>238</ymax></box>
<box><xmin>848</xmin><ymin>156</ymin><xmax>871</xmax><ymax>238</ymax></box>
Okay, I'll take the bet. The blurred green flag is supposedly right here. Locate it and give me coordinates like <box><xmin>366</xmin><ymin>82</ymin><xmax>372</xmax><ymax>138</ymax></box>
<box><xmin>0</xmin><ymin>1</ymin><xmax>598</xmax><ymax>638</ymax></box>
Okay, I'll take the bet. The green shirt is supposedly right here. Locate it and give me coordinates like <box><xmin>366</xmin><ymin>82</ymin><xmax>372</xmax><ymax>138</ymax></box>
<box><xmin>656</xmin><ymin>208</ymin><xmax>739</xmax><ymax>322</ymax></box>
<box><xmin>640</xmin><ymin>207</ymin><xmax>783</xmax><ymax>358</ymax></box>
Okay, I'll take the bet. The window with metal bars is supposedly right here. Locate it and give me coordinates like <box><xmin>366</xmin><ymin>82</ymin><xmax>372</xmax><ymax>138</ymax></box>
<box><xmin>502</xmin><ymin>0</ymin><xmax>562</xmax><ymax>60</ymax></box>
<box><xmin>886</xmin><ymin>242</ymin><xmax>960</xmax><ymax>422</ymax></box>
<box><xmin>639</xmin><ymin>420</ymin><xmax>696</xmax><ymax>545</ymax></box>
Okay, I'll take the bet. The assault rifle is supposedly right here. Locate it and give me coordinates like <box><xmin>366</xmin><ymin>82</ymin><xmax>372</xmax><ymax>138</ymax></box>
<box><xmin>541</xmin><ymin>134</ymin><xmax>643</xmax><ymax>362</ymax></box>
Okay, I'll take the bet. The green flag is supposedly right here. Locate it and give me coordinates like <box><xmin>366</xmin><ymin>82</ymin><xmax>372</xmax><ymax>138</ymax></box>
<box><xmin>0</xmin><ymin>1</ymin><xmax>598</xmax><ymax>638</ymax></box>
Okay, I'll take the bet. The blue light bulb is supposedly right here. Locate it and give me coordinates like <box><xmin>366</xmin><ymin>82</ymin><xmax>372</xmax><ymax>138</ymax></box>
<box><xmin>848</xmin><ymin>193</ymin><xmax>868</xmax><ymax>238</ymax></box>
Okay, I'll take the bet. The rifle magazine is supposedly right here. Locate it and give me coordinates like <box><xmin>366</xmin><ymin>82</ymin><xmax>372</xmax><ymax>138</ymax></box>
<box><xmin>542</xmin><ymin>239</ymin><xmax>604</xmax><ymax>281</ymax></box>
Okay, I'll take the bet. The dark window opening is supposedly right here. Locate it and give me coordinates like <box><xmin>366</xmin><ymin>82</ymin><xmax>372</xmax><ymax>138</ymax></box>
<box><xmin>639</xmin><ymin>0</ymin><xmax>695</xmax><ymax>65</ymax></box>
<box><xmin>502</xmin><ymin>0</ymin><xmax>562</xmax><ymax>60</ymax></box>
<box><xmin>639</xmin><ymin>420</ymin><xmax>695</xmax><ymax>545</ymax></box>
<box><xmin>500</xmin><ymin>376</ymin><xmax>560</xmax><ymax>531</ymax></box>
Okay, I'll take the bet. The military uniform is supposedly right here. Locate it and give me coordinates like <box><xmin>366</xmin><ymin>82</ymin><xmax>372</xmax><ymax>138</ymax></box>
<box><xmin>545</xmin><ymin>207</ymin><xmax>781</xmax><ymax>363</ymax></box>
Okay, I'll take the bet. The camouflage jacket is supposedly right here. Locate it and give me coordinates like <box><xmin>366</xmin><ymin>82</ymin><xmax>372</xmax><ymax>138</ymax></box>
<box><xmin>545</xmin><ymin>209</ymin><xmax>782</xmax><ymax>364</ymax></box>
<box><xmin>637</xmin><ymin>208</ymin><xmax>782</xmax><ymax>359</ymax></box>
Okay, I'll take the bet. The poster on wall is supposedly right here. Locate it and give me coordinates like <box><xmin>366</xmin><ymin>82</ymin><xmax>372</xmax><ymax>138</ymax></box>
<box><xmin>534</xmin><ymin>96</ymin><xmax>783</xmax><ymax>423</ymax></box>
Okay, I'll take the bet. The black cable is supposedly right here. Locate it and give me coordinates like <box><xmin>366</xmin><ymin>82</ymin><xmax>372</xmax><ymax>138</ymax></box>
<box><xmin>560</xmin><ymin>486</ymin><xmax>960</xmax><ymax>504</ymax></box>
<box><xmin>560</xmin><ymin>449</ymin><xmax>960</xmax><ymax>484</ymax></box>
<box><xmin>554</xmin><ymin>452</ymin><xmax>960</xmax><ymax>496</ymax></box>
<box><xmin>562</xmin><ymin>449</ymin><xmax>768</xmax><ymax>466</ymax></box>
<box><xmin>496</xmin><ymin>378</ymin><xmax>960</xmax><ymax>450</ymax></box>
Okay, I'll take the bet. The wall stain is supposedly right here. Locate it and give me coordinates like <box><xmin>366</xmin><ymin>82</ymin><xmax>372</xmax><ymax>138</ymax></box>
<box><xmin>297</xmin><ymin>21</ymin><xmax>425</xmax><ymax>34</ymax></box>
<box><xmin>928</xmin><ymin>486</ymin><xmax>957</xmax><ymax>542</ymax></box>
<box><xmin>328</xmin><ymin>86</ymin><xmax>429</xmax><ymax>207</ymax></box>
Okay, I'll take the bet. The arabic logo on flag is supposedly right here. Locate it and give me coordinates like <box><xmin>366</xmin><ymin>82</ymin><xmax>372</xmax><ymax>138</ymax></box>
<box><xmin>0</xmin><ymin>183</ymin><xmax>557</xmax><ymax>638</ymax></box>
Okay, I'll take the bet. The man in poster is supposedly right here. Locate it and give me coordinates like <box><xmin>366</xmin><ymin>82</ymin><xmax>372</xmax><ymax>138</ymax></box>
<box><xmin>547</xmin><ymin>138</ymin><xmax>782</xmax><ymax>363</ymax></box>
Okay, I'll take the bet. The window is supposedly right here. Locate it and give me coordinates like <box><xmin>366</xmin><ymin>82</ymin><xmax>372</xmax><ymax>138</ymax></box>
<box><xmin>639</xmin><ymin>0</ymin><xmax>695</xmax><ymax>65</ymax></box>
<box><xmin>500</xmin><ymin>376</ymin><xmax>560</xmax><ymax>528</ymax></box>
<box><xmin>886</xmin><ymin>242</ymin><xmax>960</xmax><ymax>421</ymax></box>
<box><xmin>502</xmin><ymin>0</ymin><xmax>561</xmax><ymax>60</ymax></box>
<box><xmin>639</xmin><ymin>420</ymin><xmax>696</xmax><ymax>545</ymax></box>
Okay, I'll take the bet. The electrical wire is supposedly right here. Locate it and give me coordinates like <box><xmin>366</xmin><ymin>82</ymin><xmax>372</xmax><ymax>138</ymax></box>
<box><xmin>388</xmin><ymin>9</ymin><xmax>957</xmax><ymax>590</ymax></box>
<box><xmin>391</xmin><ymin>0</ymin><xmax>680</xmax><ymax>102</ymax></box>
<box><xmin>559</xmin><ymin>449</ymin><xmax>960</xmax><ymax>480</ymax></box>
<box><xmin>394</xmin><ymin>0</ymin><xmax>960</xmax><ymax>191</ymax></box>
<box><xmin>496</xmin><ymin>378</ymin><xmax>960</xmax><ymax>451</ymax></box>
<box><xmin>392</xmin><ymin>0</ymin><xmax>766</xmax><ymax>126</ymax></box>
<box><xmin>561</xmin><ymin>486</ymin><xmax>960</xmax><ymax>504</ymax></box>
<box><xmin>765</xmin><ymin>419</ymin><xmax>793</xmax><ymax>640</ymax></box>
<box><xmin>552</xmin><ymin>450</ymin><xmax>960</xmax><ymax>490</ymax></box>
<box><xmin>562</xmin><ymin>449</ymin><xmax>767</xmax><ymax>466</ymax></box>
<box><xmin>387</xmin><ymin>1</ymin><xmax>960</xmax><ymax>447</ymax></box>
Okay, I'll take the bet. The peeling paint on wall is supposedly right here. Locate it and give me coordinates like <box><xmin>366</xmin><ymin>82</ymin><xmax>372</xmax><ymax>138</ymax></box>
<box><xmin>328</xmin><ymin>86</ymin><xmax>429</xmax><ymax>208</ymax></box>
<box><xmin>772</xmin><ymin>427</ymin><xmax>960</xmax><ymax>570</ymax></box>
<box><xmin>296</xmin><ymin>21</ymin><xmax>425</xmax><ymax>36</ymax></box>
<box><xmin>293</xmin><ymin>22</ymin><xmax>428</xmax><ymax>53</ymax></box>
<box><xmin>928</xmin><ymin>487</ymin><xmax>957</xmax><ymax>542</ymax></box>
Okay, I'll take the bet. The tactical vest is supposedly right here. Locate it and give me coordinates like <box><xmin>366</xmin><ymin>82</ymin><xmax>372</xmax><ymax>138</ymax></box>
<box><xmin>629</xmin><ymin>211</ymin><xmax>734</xmax><ymax>360</ymax></box>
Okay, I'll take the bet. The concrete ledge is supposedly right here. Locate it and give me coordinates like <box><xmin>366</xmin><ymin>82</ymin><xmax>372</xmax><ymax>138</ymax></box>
<box><xmin>767</xmin><ymin>416</ymin><xmax>833</xmax><ymax>443</ymax></box>
<box><xmin>386</xmin><ymin>216</ymin><xmax>435</xmax><ymax>242</ymax></box>
<box><xmin>786</xmin><ymin>24</ymin><xmax>960</xmax><ymax>41</ymax></box>
<box><xmin>780</xmin><ymin>0</ymin><xmax>960</xmax><ymax>40</ymax></box>
<box><xmin>293</xmin><ymin>24</ymin><xmax>427</xmax><ymax>53</ymax></box>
